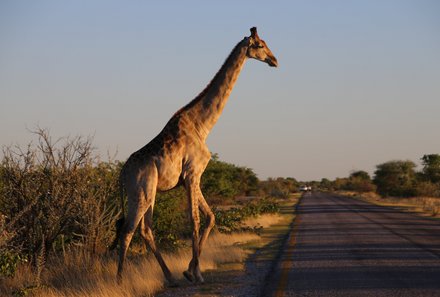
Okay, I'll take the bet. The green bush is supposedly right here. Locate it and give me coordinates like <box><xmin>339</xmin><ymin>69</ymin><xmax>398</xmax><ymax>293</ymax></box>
<box><xmin>345</xmin><ymin>171</ymin><xmax>376</xmax><ymax>193</ymax></box>
<box><xmin>153</xmin><ymin>188</ymin><xmax>191</xmax><ymax>250</ymax></box>
<box><xmin>213</xmin><ymin>198</ymin><xmax>279</xmax><ymax>233</ymax></box>
<box><xmin>201</xmin><ymin>154</ymin><xmax>259</xmax><ymax>202</ymax></box>
<box><xmin>0</xmin><ymin>251</ymin><xmax>27</xmax><ymax>277</ymax></box>
<box><xmin>374</xmin><ymin>160</ymin><xmax>417</xmax><ymax>197</ymax></box>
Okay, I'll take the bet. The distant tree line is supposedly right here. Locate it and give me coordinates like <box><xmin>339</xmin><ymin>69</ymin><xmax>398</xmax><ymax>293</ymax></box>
<box><xmin>318</xmin><ymin>154</ymin><xmax>440</xmax><ymax>198</ymax></box>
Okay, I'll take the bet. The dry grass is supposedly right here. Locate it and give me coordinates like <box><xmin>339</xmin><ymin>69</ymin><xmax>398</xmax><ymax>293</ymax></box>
<box><xmin>419</xmin><ymin>197</ymin><xmax>440</xmax><ymax>216</ymax></box>
<box><xmin>341</xmin><ymin>191</ymin><xmax>440</xmax><ymax>218</ymax></box>
<box><xmin>381</xmin><ymin>196</ymin><xmax>440</xmax><ymax>217</ymax></box>
<box><xmin>242</xmin><ymin>213</ymin><xmax>284</xmax><ymax>229</ymax></box>
<box><xmin>1</xmin><ymin>225</ymin><xmax>267</xmax><ymax>296</ymax></box>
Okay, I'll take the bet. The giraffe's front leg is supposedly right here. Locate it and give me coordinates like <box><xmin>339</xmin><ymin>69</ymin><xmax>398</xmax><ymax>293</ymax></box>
<box><xmin>183</xmin><ymin>178</ymin><xmax>205</xmax><ymax>284</ymax></box>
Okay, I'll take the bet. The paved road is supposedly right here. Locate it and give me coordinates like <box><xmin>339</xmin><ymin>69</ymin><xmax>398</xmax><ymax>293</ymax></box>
<box><xmin>268</xmin><ymin>192</ymin><xmax>440</xmax><ymax>297</ymax></box>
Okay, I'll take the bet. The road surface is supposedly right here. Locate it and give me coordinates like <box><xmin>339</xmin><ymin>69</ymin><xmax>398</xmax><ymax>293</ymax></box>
<box><xmin>267</xmin><ymin>192</ymin><xmax>440</xmax><ymax>297</ymax></box>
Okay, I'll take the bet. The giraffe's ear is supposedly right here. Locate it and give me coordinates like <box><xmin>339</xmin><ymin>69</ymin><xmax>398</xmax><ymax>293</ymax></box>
<box><xmin>250</xmin><ymin>27</ymin><xmax>259</xmax><ymax>39</ymax></box>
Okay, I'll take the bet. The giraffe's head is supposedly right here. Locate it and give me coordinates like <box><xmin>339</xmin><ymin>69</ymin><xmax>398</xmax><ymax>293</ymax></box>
<box><xmin>246</xmin><ymin>27</ymin><xmax>278</xmax><ymax>67</ymax></box>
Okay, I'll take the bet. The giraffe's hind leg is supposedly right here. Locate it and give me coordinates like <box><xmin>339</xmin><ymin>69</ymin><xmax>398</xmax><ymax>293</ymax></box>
<box><xmin>198</xmin><ymin>194</ymin><xmax>215</xmax><ymax>256</ymax></box>
<box><xmin>140</xmin><ymin>207</ymin><xmax>177</xmax><ymax>287</ymax></box>
<box><xmin>116</xmin><ymin>192</ymin><xmax>147</xmax><ymax>283</ymax></box>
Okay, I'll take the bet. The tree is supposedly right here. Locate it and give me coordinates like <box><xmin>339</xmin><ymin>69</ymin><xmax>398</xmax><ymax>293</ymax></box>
<box><xmin>201</xmin><ymin>154</ymin><xmax>259</xmax><ymax>202</ymax></box>
<box><xmin>332</xmin><ymin>177</ymin><xmax>349</xmax><ymax>191</ymax></box>
<box><xmin>350</xmin><ymin>170</ymin><xmax>370</xmax><ymax>180</ymax></box>
<box><xmin>373</xmin><ymin>160</ymin><xmax>416</xmax><ymax>197</ymax></box>
<box><xmin>347</xmin><ymin>170</ymin><xmax>376</xmax><ymax>193</ymax></box>
<box><xmin>421</xmin><ymin>154</ymin><xmax>440</xmax><ymax>183</ymax></box>
<box><xmin>319</xmin><ymin>178</ymin><xmax>332</xmax><ymax>190</ymax></box>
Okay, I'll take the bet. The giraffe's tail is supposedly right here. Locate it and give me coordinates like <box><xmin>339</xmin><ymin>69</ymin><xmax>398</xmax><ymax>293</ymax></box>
<box><xmin>109</xmin><ymin>217</ymin><xmax>125</xmax><ymax>251</ymax></box>
<box><xmin>109</xmin><ymin>171</ymin><xmax>126</xmax><ymax>251</ymax></box>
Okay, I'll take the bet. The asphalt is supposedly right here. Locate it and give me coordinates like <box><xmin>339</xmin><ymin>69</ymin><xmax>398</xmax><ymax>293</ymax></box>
<box><xmin>268</xmin><ymin>192</ymin><xmax>440</xmax><ymax>297</ymax></box>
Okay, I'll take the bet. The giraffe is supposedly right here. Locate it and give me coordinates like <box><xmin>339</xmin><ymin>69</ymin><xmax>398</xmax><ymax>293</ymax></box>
<box><xmin>112</xmin><ymin>27</ymin><xmax>278</xmax><ymax>286</ymax></box>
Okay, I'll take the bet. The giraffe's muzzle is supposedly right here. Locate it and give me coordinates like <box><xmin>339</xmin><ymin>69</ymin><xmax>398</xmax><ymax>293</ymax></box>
<box><xmin>267</xmin><ymin>56</ymin><xmax>278</xmax><ymax>67</ymax></box>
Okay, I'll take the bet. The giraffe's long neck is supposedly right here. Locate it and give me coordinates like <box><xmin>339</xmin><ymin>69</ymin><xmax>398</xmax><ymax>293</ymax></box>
<box><xmin>179</xmin><ymin>38</ymin><xmax>250</xmax><ymax>139</ymax></box>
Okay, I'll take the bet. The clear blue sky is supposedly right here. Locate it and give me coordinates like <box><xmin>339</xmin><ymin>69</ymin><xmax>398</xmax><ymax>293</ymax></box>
<box><xmin>1</xmin><ymin>1</ymin><xmax>439</xmax><ymax>181</ymax></box>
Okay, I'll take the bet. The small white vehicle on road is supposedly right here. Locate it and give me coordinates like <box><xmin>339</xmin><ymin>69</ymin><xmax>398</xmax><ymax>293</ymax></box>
<box><xmin>299</xmin><ymin>185</ymin><xmax>312</xmax><ymax>192</ymax></box>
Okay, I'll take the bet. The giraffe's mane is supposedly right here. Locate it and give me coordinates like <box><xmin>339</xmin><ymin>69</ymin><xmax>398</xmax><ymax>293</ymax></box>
<box><xmin>173</xmin><ymin>37</ymin><xmax>249</xmax><ymax>116</ymax></box>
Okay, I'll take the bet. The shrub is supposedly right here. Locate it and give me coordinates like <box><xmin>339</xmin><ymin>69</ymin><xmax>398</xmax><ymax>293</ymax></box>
<box><xmin>373</xmin><ymin>160</ymin><xmax>417</xmax><ymax>197</ymax></box>
<box><xmin>213</xmin><ymin>198</ymin><xmax>279</xmax><ymax>233</ymax></box>
<box><xmin>201</xmin><ymin>154</ymin><xmax>259</xmax><ymax>202</ymax></box>
<box><xmin>0</xmin><ymin>128</ymin><xmax>119</xmax><ymax>269</ymax></box>
<box><xmin>332</xmin><ymin>178</ymin><xmax>349</xmax><ymax>191</ymax></box>
<box><xmin>0</xmin><ymin>251</ymin><xmax>27</xmax><ymax>278</ymax></box>
<box><xmin>153</xmin><ymin>188</ymin><xmax>191</xmax><ymax>250</ymax></box>
<box><xmin>345</xmin><ymin>171</ymin><xmax>376</xmax><ymax>193</ymax></box>
<box><xmin>259</xmin><ymin>177</ymin><xmax>298</xmax><ymax>198</ymax></box>
<box><xmin>415</xmin><ymin>181</ymin><xmax>440</xmax><ymax>197</ymax></box>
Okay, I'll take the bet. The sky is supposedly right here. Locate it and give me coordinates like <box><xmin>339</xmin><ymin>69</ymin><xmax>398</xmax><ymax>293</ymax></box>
<box><xmin>1</xmin><ymin>0</ymin><xmax>439</xmax><ymax>181</ymax></box>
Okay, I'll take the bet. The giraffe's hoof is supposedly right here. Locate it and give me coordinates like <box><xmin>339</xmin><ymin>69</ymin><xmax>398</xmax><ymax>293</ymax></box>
<box><xmin>183</xmin><ymin>270</ymin><xmax>195</xmax><ymax>283</ymax></box>
<box><xmin>195</xmin><ymin>273</ymin><xmax>205</xmax><ymax>284</ymax></box>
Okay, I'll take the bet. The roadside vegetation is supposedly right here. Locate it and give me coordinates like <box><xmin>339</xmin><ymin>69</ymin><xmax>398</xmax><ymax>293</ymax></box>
<box><xmin>317</xmin><ymin>155</ymin><xmax>440</xmax><ymax>217</ymax></box>
<box><xmin>0</xmin><ymin>129</ymin><xmax>298</xmax><ymax>296</ymax></box>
